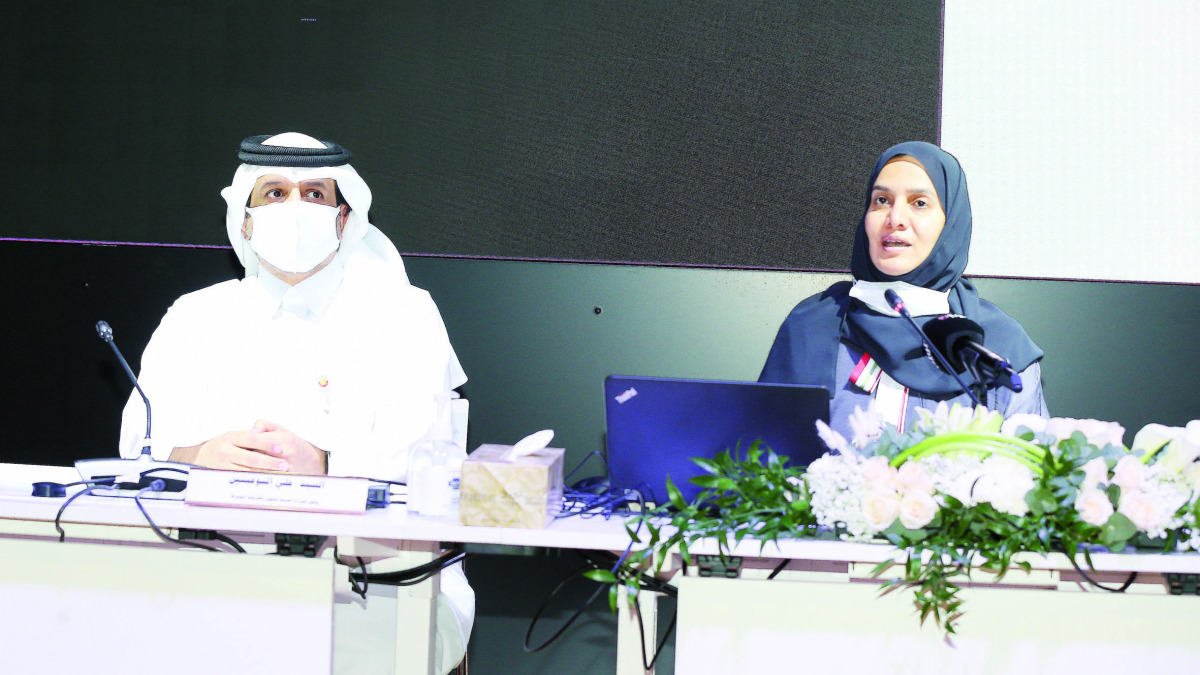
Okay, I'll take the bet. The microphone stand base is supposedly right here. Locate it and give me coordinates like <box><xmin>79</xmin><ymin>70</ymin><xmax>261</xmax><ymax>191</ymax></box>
<box><xmin>75</xmin><ymin>455</ymin><xmax>192</xmax><ymax>492</ymax></box>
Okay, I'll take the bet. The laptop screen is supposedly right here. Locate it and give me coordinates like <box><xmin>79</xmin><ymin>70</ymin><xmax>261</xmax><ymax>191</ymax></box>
<box><xmin>603</xmin><ymin>375</ymin><xmax>830</xmax><ymax>506</ymax></box>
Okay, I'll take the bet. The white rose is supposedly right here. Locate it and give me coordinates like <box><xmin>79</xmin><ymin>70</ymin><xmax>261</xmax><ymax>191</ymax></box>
<box><xmin>946</xmin><ymin>469</ymin><xmax>982</xmax><ymax>507</ymax></box>
<box><xmin>897</xmin><ymin>461</ymin><xmax>935</xmax><ymax>496</ymax></box>
<box><xmin>1000</xmin><ymin>413</ymin><xmax>1048</xmax><ymax>438</ymax></box>
<box><xmin>861</xmin><ymin>455</ymin><xmax>899</xmax><ymax>493</ymax></box>
<box><xmin>1118</xmin><ymin>490</ymin><xmax>1160</xmax><ymax>532</ymax></box>
<box><xmin>974</xmin><ymin>457</ymin><xmax>1034</xmax><ymax>517</ymax></box>
<box><xmin>862</xmin><ymin>489</ymin><xmax>901</xmax><ymax>532</ymax></box>
<box><xmin>1112</xmin><ymin>456</ymin><xmax>1145</xmax><ymax>493</ymax></box>
<box><xmin>1050</xmin><ymin>418</ymin><xmax>1127</xmax><ymax>449</ymax></box>
<box><xmin>1080</xmin><ymin>457</ymin><xmax>1110</xmax><ymax>492</ymax></box>
<box><xmin>1079</xmin><ymin>419</ymin><xmax>1126</xmax><ymax>449</ymax></box>
<box><xmin>1075</xmin><ymin>489</ymin><xmax>1114</xmax><ymax>527</ymax></box>
<box><xmin>898</xmin><ymin>491</ymin><xmax>938</xmax><ymax>529</ymax></box>
<box><xmin>1045</xmin><ymin>418</ymin><xmax>1125</xmax><ymax>449</ymax></box>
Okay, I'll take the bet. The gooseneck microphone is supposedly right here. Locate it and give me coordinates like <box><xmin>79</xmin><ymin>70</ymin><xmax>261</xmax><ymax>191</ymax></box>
<box><xmin>922</xmin><ymin>315</ymin><xmax>1023</xmax><ymax>394</ymax></box>
<box><xmin>96</xmin><ymin>321</ymin><xmax>152</xmax><ymax>457</ymax></box>
<box><xmin>71</xmin><ymin>321</ymin><xmax>191</xmax><ymax>490</ymax></box>
<box><xmin>883</xmin><ymin>289</ymin><xmax>982</xmax><ymax>408</ymax></box>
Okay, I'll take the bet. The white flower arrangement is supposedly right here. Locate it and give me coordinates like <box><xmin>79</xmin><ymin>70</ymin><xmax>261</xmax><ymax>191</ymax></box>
<box><xmin>800</xmin><ymin>402</ymin><xmax>1200</xmax><ymax>636</ymax></box>
<box><xmin>807</xmin><ymin>401</ymin><xmax>1200</xmax><ymax>551</ymax></box>
<box><xmin>602</xmin><ymin>401</ymin><xmax>1200</xmax><ymax>640</ymax></box>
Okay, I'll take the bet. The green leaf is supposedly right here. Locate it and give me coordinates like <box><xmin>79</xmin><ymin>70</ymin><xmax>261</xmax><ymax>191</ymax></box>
<box><xmin>765</xmin><ymin>447</ymin><xmax>783</xmax><ymax>468</ymax></box>
<box><xmin>666</xmin><ymin>478</ymin><xmax>687</xmax><ymax>511</ymax></box>
<box><xmin>689</xmin><ymin>474</ymin><xmax>730</xmax><ymax>489</ymax></box>
<box><xmin>1025</xmin><ymin>487</ymin><xmax>1057</xmax><ymax>516</ymax></box>
<box><xmin>625</xmin><ymin>578</ymin><xmax>639</xmax><ymax>596</ymax></box>
<box><xmin>870</xmin><ymin>558</ymin><xmax>898</xmax><ymax>578</ymax></box>
<box><xmin>1106</xmin><ymin>483</ymin><xmax>1121</xmax><ymax>503</ymax></box>
<box><xmin>584</xmin><ymin>569</ymin><xmax>617</xmax><ymax>584</ymax></box>
<box><xmin>1100</xmin><ymin>513</ymin><xmax>1137</xmax><ymax>547</ymax></box>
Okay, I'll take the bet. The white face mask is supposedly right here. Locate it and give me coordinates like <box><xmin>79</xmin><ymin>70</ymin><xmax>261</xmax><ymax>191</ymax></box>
<box><xmin>245</xmin><ymin>202</ymin><xmax>342</xmax><ymax>274</ymax></box>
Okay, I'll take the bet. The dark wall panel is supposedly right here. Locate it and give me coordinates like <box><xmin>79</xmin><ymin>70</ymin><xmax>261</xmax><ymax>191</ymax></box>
<box><xmin>4</xmin><ymin>1</ymin><xmax>941</xmax><ymax>269</ymax></box>
<box><xmin>4</xmin><ymin>242</ymin><xmax>240</xmax><ymax>467</ymax></box>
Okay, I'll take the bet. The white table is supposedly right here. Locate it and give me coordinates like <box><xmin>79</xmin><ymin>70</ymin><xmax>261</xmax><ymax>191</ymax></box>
<box><xmin>0</xmin><ymin>463</ymin><xmax>646</xmax><ymax>675</ymax></box>
<box><xmin>670</xmin><ymin>536</ymin><xmax>1200</xmax><ymax>674</ymax></box>
<box><xmin>13</xmin><ymin>461</ymin><xmax>1195</xmax><ymax>675</ymax></box>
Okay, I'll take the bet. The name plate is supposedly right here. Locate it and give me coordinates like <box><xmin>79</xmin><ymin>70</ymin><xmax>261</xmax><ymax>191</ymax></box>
<box><xmin>185</xmin><ymin>468</ymin><xmax>369</xmax><ymax>515</ymax></box>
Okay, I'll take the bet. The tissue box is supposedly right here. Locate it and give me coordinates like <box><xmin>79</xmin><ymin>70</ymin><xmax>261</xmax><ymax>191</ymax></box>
<box><xmin>460</xmin><ymin>443</ymin><xmax>564</xmax><ymax>528</ymax></box>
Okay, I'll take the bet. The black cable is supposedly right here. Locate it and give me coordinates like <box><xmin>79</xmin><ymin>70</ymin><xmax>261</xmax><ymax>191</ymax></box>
<box><xmin>767</xmin><ymin>559</ymin><xmax>789</xmax><ymax>580</ymax></box>
<box><xmin>333</xmin><ymin>545</ymin><xmax>370</xmax><ymax>599</ymax></box>
<box><xmin>352</xmin><ymin>551</ymin><xmax>467</xmax><ymax>586</ymax></box>
<box><xmin>61</xmin><ymin>478</ymin><xmax>114</xmax><ymax>489</ymax></box>
<box><xmin>580</xmin><ymin>550</ymin><xmax>677</xmax><ymax>599</ymax></box>
<box><xmin>633</xmin><ymin>590</ymin><xmax>678</xmax><ymax>672</ymax></box>
<box><xmin>207</xmin><ymin>532</ymin><xmax>247</xmax><ymax>553</ymax></box>
<box><xmin>558</xmin><ymin>487</ymin><xmax>645</xmax><ymax>520</ymax></box>
<box><xmin>523</xmin><ymin>562</ymin><xmax>610</xmax><ymax>653</ymax></box>
<box><xmin>55</xmin><ymin>485</ymin><xmax>101</xmax><ymax>542</ymax></box>
<box><xmin>350</xmin><ymin>557</ymin><xmax>369</xmax><ymax>599</ymax></box>
<box><xmin>523</xmin><ymin>549</ymin><xmax>678</xmax><ymax>659</ymax></box>
<box><xmin>563</xmin><ymin>450</ymin><xmax>610</xmax><ymax>485</ymax></box>
<box><xmin>133</xmin><ymin>483</ymin><xmax>221</xmax><ymax>552</ymax></box>
<box><xmin>390</xmin><ymin>554</ymin><xmax>467</xmax><ymax>587</ymax></box>
<box><xmin>1062</xmin><ymin>545</ymin><xmax>1138</xmax><ymax>592</ymax></box>
<box><xmin>141</xmin><ymin>467</ymin><xmax>189</xmax><ymax>476</ymax></box>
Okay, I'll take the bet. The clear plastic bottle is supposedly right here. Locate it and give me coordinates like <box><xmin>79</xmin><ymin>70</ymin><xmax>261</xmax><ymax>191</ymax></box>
<box><xmin>407</xmin><ymin>392</ymin><xmax>466</xmax><ymax>519</ymax></box>
<box><xmin>406</xmin><ymin>442</ymin><xmax>432</xmax><ymax>516</ymax></box>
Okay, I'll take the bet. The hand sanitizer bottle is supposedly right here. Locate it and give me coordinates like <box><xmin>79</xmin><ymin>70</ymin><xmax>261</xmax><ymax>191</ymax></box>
<box><xmin>407</xmin><ymin>441</ymin><xmax>431</xmax><ymax>516</ymax></box>
<box><xmin>408</xmin><ymin>392</ymin><xmax>466</xmax><ymax>519</ymax></box>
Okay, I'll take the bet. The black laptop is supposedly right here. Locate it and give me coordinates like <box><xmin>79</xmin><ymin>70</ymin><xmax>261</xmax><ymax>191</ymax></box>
<box><xmin>603</xmin><ymin>375</ymin><xmax>830</xmax><ymax>506</ymax></box>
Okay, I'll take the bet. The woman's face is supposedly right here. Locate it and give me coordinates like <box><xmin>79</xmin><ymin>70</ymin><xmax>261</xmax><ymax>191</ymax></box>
<box><xmin>864</xmin><ymin>158</ymin><xmax>946</xmax><ymax>277</ymax></box>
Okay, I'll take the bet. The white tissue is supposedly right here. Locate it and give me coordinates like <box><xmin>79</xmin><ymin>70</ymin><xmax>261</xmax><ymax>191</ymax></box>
<box><xmin>503</xmin><ymin>429</ymin><xmax>554</xmax><ymax>462</ymax></box>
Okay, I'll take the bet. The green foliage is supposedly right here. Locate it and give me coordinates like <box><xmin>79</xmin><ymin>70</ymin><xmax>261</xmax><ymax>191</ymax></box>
<box><xmin>599</xmin><ymin>426</ymin><xmax>1191</xmax><ymax>641</ymax></box>
<box><xmin>610</xmin><ymin>440</ymin><xmax>816</xmax><ymax>584</ymax></box>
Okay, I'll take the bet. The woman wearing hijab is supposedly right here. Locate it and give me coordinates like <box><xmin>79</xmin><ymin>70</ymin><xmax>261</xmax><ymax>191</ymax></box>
<box><xmin>759</xmin><ymin>141</ymin><xmax>1047</xmax><ymax>439</ymax></box>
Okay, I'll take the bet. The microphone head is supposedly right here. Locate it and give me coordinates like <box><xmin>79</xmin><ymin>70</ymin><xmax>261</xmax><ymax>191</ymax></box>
<box><xmin>883</xmin><ymin>289</ymin><xmax>903</xmax><ymax>312</ymax></box>
<box><xmin>922</xmin><ymin>314</ymin><xmax>984</xmax><ymax>373</ymax></box>
<box><xmin>95</xmin><ymin>320</ymin><xmax>113</xmax><ymax>342</ymax></box>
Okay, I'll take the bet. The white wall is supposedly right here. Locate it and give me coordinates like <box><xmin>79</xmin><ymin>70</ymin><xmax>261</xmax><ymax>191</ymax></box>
<box><xmin>942</xmin><ymin>0</ymin><xmax>1200</xmax><ymax>283</ymax></box>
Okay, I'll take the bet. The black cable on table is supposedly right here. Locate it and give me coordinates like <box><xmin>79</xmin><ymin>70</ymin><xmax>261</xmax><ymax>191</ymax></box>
<box><xmin>55</xmin><ymin>485</ymin><xmax>101</xmax><ymax>542</ymax></box>
<box><xmin>133</xmin><ymin>481</ymin><xmax>220</xmax><ymax>552</ymax></box>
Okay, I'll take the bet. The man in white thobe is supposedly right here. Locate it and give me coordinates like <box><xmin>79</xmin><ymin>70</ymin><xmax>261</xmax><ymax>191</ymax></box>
<box><xmin>120</xmin><ymin>132</ymin><xmax>473</xmax><ymax>674</ymax></box>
